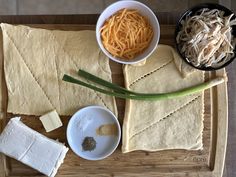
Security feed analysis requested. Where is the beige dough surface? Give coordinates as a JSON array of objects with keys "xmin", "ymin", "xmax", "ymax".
[
  {"xmin": 1, "ymin": 23, "xmax": 117, "ymax": 116},
  {"xmin": 122, "ymin": 44, "xmax": 204, "ymax": 153}
]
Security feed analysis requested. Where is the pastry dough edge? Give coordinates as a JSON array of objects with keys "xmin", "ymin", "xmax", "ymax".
[{"xmin": 122, "ymin": 65, "xmax": 131, "ymax": 153}]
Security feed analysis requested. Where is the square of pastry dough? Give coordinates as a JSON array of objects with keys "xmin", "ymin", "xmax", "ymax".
[
  {"xmin": 122, "ymin": 45, "xmax": 204, "ymax": 152},
  {"xmin": 1, "ymin": 23, "xmax": 117, "ymax": 116}
]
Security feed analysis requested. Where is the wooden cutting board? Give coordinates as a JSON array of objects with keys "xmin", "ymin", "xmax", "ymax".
[{"xmin": 0, "ymin": 24, "xmax": 228, "ymax": 177}]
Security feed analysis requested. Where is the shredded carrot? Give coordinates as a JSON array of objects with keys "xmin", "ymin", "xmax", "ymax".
[{"xmin": 100, "ymin": 8, "xmax": 154, "ymax": 60}]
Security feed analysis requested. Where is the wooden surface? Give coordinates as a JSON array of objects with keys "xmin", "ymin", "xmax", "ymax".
[{"xmin": 0, "ymin": 21, "xmax": 228, "ymax": 177}]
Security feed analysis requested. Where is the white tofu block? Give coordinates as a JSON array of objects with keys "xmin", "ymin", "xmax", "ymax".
[
  {"xmin": 0, "ymin": 117, "xmax": 68, "ymax": 177},
  {"xmin": 40, "ymin": 110, "xmax": 62, "ymax": 132}
]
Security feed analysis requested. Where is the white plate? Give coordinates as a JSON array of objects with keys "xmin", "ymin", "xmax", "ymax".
[{"xmin": 67, "ymin": 106, "xmax": 121, "ymax": 160}]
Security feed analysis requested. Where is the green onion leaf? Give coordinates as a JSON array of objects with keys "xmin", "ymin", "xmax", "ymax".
[
  {"xmin": 78, "ymin": 69, "xmax": 137, "ymax": 95},
  {"xmin": 62, "ymin": 71, "xmax": 224, "ymax": 101}
]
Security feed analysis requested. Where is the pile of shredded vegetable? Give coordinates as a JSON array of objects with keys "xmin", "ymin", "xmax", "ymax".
[
  {"xmin": 176, "ymin": 8, "xmax": 236, "ymax": 68},
  {"xmin": 100, "ymin": 8, "xmax": 153, "ymax": 60}
]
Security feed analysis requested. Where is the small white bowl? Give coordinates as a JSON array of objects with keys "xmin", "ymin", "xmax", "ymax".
[
  {"xmin": 96, "ymin": 0, "xmax": 160, "ymax": 64},
  {"xmin": 67, "ymin": 106, "xmax": 121, "ymax": 160}
]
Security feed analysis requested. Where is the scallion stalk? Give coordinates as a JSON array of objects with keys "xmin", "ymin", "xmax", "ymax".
[
  {"xmin": 62, "ymin": 73, "xmax": 224, "ymax": 101},
  {"xmin": 78, "ymin": 69, "xmax": 137, "ymax": 95},
  {"xmin": 78, "ymin": 69, "xmax": 155, "ymax": 96}
]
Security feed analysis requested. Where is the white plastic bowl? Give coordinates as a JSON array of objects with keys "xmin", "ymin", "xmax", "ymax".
[
  {"xmin": 67, "ymin": 106, "xmax": 121, "ymax": 160},
  {"xmin": 96, "ymin": 0, "xmax": 160, "ymax": 64}
]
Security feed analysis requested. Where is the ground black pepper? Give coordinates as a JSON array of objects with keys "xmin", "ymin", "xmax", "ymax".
[{"xmin": 82, "ymin": 136, "xmax": 96, "ymax": 151}]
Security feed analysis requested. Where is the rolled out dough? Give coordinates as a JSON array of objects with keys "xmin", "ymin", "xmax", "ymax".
[
  {"xmin": 122, "ymin": 45, "xmax": 204, "ymax": 152},
  {"xmin": 1, "ymin": 23, "xmax": 117, "ymax": 116}
]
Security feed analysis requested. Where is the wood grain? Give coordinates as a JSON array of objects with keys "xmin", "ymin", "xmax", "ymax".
[
  {"xmin": 0, "ymin": 24, "xmax": 228, "ymax": 177},
  {"xmin": 0, "ymin": 26, "xmax": 8, "ymax": 177},
  {"xmin": 211, "ymin": 69, "xmax": 228, "ymax": 177}
]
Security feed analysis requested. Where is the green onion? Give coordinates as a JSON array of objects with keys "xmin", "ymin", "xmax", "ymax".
[
  {"xmin": 78, "ymin": 69, "xmax": 148, "ymax": 96},
  {"xmin": 63, "ymin": 74, "xmax": 150, "ymax": 100},
  {"xmin": 62, "ymin": 71, "xmax": 224, "ymax": 101}
]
